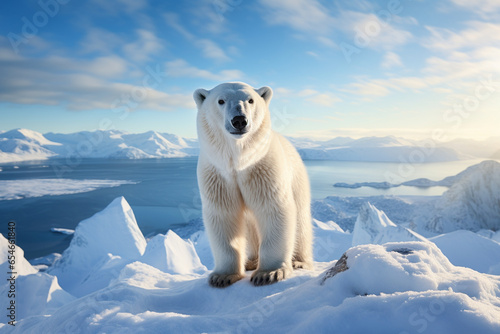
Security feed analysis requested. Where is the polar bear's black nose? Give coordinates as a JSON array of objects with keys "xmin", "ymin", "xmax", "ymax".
[{"xmin": 231, "ymin": 116, "xmax": 248, "ymax": 131}]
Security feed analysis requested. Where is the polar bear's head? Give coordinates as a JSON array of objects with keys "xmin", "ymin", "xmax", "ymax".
[{"xmin": 194, "ymin": 82, "xmax": 273, "ymax": 139}]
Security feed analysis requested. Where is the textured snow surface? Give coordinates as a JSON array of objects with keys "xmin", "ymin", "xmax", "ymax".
[{"xmin": 1, "ymin": 197, "xmax": 500, "ymax": 333}]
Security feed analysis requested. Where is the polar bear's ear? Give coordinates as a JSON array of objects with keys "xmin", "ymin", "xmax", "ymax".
[
  {"xmin": 256, "ymin": 86, "xmax": 273, "ymax": 105},
  {"xmin": 193, "ymin": 89, "xmax": 209, "ymax": 108}
]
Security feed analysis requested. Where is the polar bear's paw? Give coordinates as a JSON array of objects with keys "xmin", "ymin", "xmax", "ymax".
[
  {"xmin": 250, "ymin": 267, "xmax": 291, "ymax": 286},
  {"xmin": 209, "ymin": 272, "xmax": 244, "ymax": 288}
]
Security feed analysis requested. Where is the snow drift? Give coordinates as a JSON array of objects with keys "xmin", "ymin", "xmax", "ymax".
[{"xmin": 1, "ymin": 196, "xmax": 500, "ymax": 333}]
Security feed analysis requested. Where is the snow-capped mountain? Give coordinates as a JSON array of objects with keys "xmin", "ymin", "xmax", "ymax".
[
  {"xmin": 0, "ymin": 129, "xmax": 199, "ymax": 162},
  {"xmin": 426, "ymin": 160, "xmax": 500, "ymax": 232},
  {"xmin": 292, "ymin": 135, "xmax": 469, "ymax": 162},
  {"xmin": 0, "ymin": 129, "xmax": 61, "ymax": 163}
]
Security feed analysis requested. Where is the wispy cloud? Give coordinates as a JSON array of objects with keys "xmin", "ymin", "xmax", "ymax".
[
  {"xmin": 449, "ymin": 0, "xmax": 500, "ymax": 18},
  {"xmin": 423, "ymin": 21, "xmax": 500, "ymax": 52},
  {"xmin": 381, "ymin": 51, "xmax": 403, "ymax": 69},
  {"xmin": 336, "ymin": 10, "xmax": 413, "ymax": 51},
  {"xmin": 257, "ymin": 0, "xmax": 334, "ymax": 35},
  {"xmin": 257, "ymin": 0, "xmax": 337, "ymax": 48},
  {"xmin": 165, "ymin": 59, "xmax": 243, "ymax": 81},
  {"xmin": 0, "ymin": 40, "xmax": 193, "ymax": 111},
  {"xmin": 164, "ymin": 12, "xmax": 232, "ymax": 62}
]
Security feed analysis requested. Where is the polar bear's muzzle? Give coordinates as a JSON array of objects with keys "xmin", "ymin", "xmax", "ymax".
[
  {"xmin": 230, "ymin": 116, "xmax": 248, "ymax": 133},
  {"xmin": 226, "ymin": 114, "xmax": 249, "ymax": 137}
]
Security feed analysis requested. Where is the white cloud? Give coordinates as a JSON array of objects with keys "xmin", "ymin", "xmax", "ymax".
[
  {"xmin": 424, "ymin": 21, "xmax": 500, "ymax": 52},
  {"xmin": 298, "ymin": 89, "xmax": 318, "ymax": 97},
  {"xmin": 257, "ymin": 0, "xmax": 334, "ymax": 35},
  {"xmin": 80, "ymin": 28, "xmax": 123, "ymax": 55},
  {"xmin": 164, "ymin": 13, "xmax": 232, "ymax": 62},
  {"xmin": 381, "ymin": 51, "xmax": 403, "ymax": 69},
  {"xmin": 0, "ymin": 45, "xmax": 193, "ymax": 112},
  {"xmin": 450, "ymin": 0, "xmax": 500, "ymax": 18},
  {"xmin": 196, "ymin": 39, "xmax": 230, "ymax": 62},
  {"xmin": 123, "ymin": 29, "xmax": 163, "ymax": 62},
  {"xmin": 306, "ymin": 93, "xmax": 342, "ymax": 107},
  {"xmin": 337, "ymin": 11, "xmax": 413, "ymax": 51},
  {"xmin": 165, "ymin": 59, "xmax": 243, "ymax": 81},
  {"xmin": 342, "ymin": 80, "xmax": 392, "ymax": 97},
  {"xmin": 89, "ymin": 0, "xmax": 148, "ymax": 14}
]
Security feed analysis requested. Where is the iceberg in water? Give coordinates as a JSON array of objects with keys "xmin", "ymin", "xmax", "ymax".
[{"xmin": 352, "ymin": 202, "xmax": 427, "ymax": 246}]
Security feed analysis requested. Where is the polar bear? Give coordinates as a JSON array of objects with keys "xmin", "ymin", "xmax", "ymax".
[{"xmin": 194, "ymin": 82, "xmax": 313, "ymax": 287}]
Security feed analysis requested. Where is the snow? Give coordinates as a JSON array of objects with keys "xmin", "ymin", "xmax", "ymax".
[
  {"xmin": 141, "ymin": 231, "xmax": 206, "ymax": 275},
  {"xmin": 431, "ymin": 230, "xmax": 500, "ymax": 275},
  {"xmin": 1, "ymin": 195, "xmax": 499, "ymax": 333},
  {"xmin": 0, "ymin": 178, "xmax": 137, "ymax": 200},
  {"xmin": 50, "ymin": 228, "xmax": 75, "ymax": 235},
  {"xmin": 0, "ymin": 129, "xmax": 199, "ymax": 162}
]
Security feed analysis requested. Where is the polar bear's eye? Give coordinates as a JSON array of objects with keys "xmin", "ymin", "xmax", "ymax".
[
  {"xmin": 248, "ymin": 99, "xmax": 254, "ymax": 104},
  {"xmin": 218, "ymin": 99, "xmax": 225, "ymax": 105}
]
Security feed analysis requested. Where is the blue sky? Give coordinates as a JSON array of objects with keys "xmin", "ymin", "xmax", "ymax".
[{"xmin": 1, "ymin": 0, "xmax": 499, "ymax": 140}]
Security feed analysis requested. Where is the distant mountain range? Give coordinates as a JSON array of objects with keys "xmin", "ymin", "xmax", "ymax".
[
  {"xmin": 0, "ymin": 129, "xmax": 199, "ymax": 163},
  {"xmin": 289, "ymin": 135, "xmax": 500, "ymax": 162},
  {"xmin": 1, "ymin": 128, "xmax": 499, "ymax": 163}
]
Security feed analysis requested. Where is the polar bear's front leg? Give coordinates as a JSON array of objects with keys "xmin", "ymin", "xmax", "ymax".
[
  {"xmin": 204, "ymin": 209, "xmax": 246, "ymax": 288},
  {"xmin": 199, "ymin": 164, "xmax": 246, "ymax": 288},
  {"xmin": 249, "ymin": 199, "xmax": 296, "ymax": 286}
]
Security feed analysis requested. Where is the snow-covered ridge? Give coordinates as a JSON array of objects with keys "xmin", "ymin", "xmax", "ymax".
[
  {"xmin": 290, "ymin": 135, "xmax": 500, "ymax": 162},
  {"xmin": 2, "ymin": 129, "xmax": 500, "ymax": 163},
  {"xmin": 0, "ymin": 129, "xmax": 199, "ymax": 163}
]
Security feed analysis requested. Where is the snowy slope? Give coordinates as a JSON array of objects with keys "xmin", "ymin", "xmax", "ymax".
[
  {"xmin": 45, "ymin": 130, "xmax": 199, "ymax": 159},
  {"xmin": 426, "ymin": 160, "xmax": 500, "ymax": 232},
  {"xmin": 0, "ymin": 129, "xmax": 199, "ymax": 163},
  {"xmin": 1, "ymin": 197, "xmax": 500, "ymax": 333},
  {"xmin": 0, "ymin": 129, "xmax": 60, "ymax": 163},
  {"xmin": 295, "ymin": 135, "xmax": 466, "ymax": 162},
  {"xmin": 431, "ymin": 230, "xmax": 500, "ymax": 274}
]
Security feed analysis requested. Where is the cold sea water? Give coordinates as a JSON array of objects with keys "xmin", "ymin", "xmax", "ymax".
[{"xmin": 0, "ymin": 158, "xmax": 483, "ymax": 259}]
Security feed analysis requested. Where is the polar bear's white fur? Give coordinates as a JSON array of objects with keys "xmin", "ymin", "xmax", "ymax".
[{"xmin": 194, "ymin": 82, "xmax": 313, "ymax": 287}]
